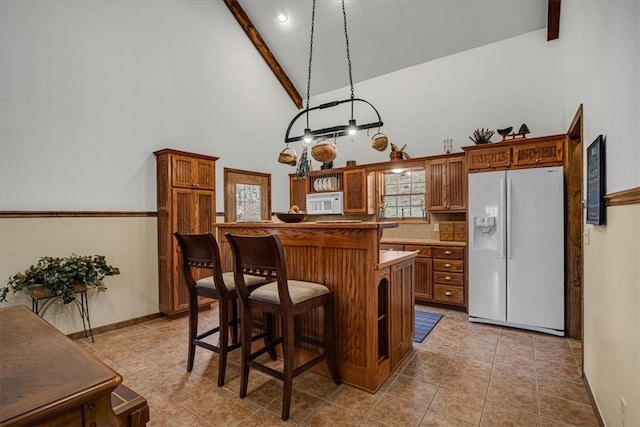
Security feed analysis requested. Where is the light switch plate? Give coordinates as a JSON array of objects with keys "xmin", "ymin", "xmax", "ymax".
[{"xmin": 434, "ymin": 223, "xmax": 440, "ymax": 231}]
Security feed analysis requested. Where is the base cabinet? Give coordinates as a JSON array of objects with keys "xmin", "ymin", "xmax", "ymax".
[{"xmin": 382, "ymin": 243, "xmax": 466, "ymax": 310}]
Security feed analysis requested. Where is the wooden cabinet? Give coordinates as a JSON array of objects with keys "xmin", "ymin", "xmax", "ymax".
[
  {"xmin": 426, "ymin": 153, "xmax": 466, "ymax": 211},
  {"xmin": 439, "ymin": 221, "xmax": 467, "ymax": 241},
  {"xmin": 383, "ymin": 242, "xmax": 466, "ymax": 309},
  {"xmin": 155, "ymin": 149, "xmax": 218, "ymax": 317},
  {"xmin": 289, "ymin": 175, "xmax": 308, "ymax": 209},
  {"xmin": 344, "ymin": 168, "xmax": 372, "ymax": 213},
  {"xmin": 432, "ymin": 247, "xmax": 465, "ymax": 306},
  {"xmin": 291, "ymin": 167, "xmax": 373, "ymax": 214},
  {"xmin": 403, "ymin": 245, "xmax": 432, "ymax": 301},
  {"xmin": 389, "ymin": 259, "xmax": 415, "ymax": 367},
  {"xmin": 464, "ymin": 134, "xmax": 565, "ymax": 173}
]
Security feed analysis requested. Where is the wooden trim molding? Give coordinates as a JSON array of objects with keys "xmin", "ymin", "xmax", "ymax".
[
  {"xmin": 224, "ymin": 0, "xmax": 303, "ymax": 109},
  {"xmin": 547, "ymin": 0, "xmax": 561, "ymax": 41},
  {"xmin": 0, "ymin": 211, "xmax": 157, "ymax": 218},
  {"xmin": 604, "ymin": 187, "xmax": 640, "ymax": 206}
]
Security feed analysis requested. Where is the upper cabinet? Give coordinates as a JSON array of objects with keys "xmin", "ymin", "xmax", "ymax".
[
  {"xmin": 426, "ymin": 153, "xmax": 466, "ymax": 212},
  {"xmin": 465, "ymin": 134, "xmax": 565, "ymax": 173},
  {"xmin": 344, "ymin": 168, "xmax": 373, "ymax": 214},
  {"xmin": 289, "ymin": 176, "xmax": 307, "ymax": 209},
  {"xmin": 171, "ymin": 154, "xmax": 216, "ymax": 190},
  {"xmin": 290, "ymin": 166, "xmax": 373, "ymax": 214}
]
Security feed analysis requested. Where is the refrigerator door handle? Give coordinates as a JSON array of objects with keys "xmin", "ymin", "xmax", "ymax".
[
  {"xmin": 507, "ymin": 177, "xmax": 513, "ymax": 259},
  {"xmin": 500, "ymin": 176, "xmax": 506, "ymax": 259}
]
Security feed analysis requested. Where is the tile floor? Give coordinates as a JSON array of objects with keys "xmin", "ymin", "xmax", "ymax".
[{"xmin": 78, "ymin": 305, "xmax": 599, "ymax": 426}]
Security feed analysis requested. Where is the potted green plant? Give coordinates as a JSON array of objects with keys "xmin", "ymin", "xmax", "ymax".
[{"xmin": 0, "ymin": 254, "xmax": 120, "ymax": 304}]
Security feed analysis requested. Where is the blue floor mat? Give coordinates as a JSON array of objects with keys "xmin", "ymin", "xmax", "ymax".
[{"xmin": 414, "ymin": 311, "xmax": 443, "ymax": 343}]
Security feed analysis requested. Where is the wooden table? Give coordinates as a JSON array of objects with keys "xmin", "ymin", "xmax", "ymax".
[
  {"xmin": 217, "ymin": 221, "xmax": 417, "ymax": 392},
  {"xmin": 0, "ymin": 305, "xmax": 123, "ymax": 426}
]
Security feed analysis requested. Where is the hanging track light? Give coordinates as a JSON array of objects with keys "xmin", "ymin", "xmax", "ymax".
[
  {"xmin": 285, "ymin": 98, "xmax": 383, "ymax": 143},
  {"xmin": 283, "ymin": 0, "xmax": 383, "ymax": 145}
]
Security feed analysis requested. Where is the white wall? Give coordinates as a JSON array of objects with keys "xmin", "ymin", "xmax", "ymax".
[
  {"xmin": 295, "ymin": 29, "xmax": 567, "ymax": 172},
  {"xmin": 0, "ymin": 0, "xmax": 298, "ymax": 212},
  {"xmin": 558, "ymin": 2, "xmax": 640, "ymax": 426}
]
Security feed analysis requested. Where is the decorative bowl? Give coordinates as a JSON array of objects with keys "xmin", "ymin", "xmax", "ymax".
[{"xmin": 275, "ymin": 212, "xmax": 307, "ymax": 223}]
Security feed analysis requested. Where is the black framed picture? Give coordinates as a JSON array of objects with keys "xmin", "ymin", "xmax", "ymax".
[{"xmin": 586, "ymin": 135, "xmax": 605, "ymax": 225}]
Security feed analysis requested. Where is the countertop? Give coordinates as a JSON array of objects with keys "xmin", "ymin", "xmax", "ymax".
[
  {"xmin": 376, "ymin": 249, "xmax": 418, "ymax": 269},
  {"xmin": 380, "ymin": 237, "xmax": 467, "ymax": 247},
  {"xmin": 218, "ymin": 221, "xmax": 399, "ymax": 230}
]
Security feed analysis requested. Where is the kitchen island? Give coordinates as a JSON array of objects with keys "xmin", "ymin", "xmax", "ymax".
[{"xmin": 216, "ymin": 221, "xmax": 417, "ymax": 392}]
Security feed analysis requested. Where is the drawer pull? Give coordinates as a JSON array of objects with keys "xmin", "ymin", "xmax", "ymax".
[
  {"xmin": 444, "ymin": 250, "xmax": 452, "ymax": 255},
  {"xmin": 444, "ymin": 263, "xmax": 451, "ymax": 268},
  {"xmin": 445, "ymin": 291, "xmax": 453, "ymax": 296},
  {"xmin": 445, "ymin": 276, "xmax": 452, "ymax": 281}
]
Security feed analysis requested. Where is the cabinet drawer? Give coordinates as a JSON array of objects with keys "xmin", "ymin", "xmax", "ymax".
[
  {"xmin": 404, "ymin": 245, "xmax": 432, "ymax": 258},
  {"xmin": 466, "ymin": 145, "xmax": 511, "ymax": 172},
  {"xmin": 433, "ymin": 259, "xmax": 463, "ymax": 272},
  {"xmin": 433, "ymin": 285, "xmax": 464, "ymax": 305},
  {"xmin": 453, "ymin": 222, "xmax": 467, "ymax": 241},
  {"xmin": 512, "ymin": 140, "xmax": 563, "ymax": 167},
  {"xmin": 432, "ymin": 247, "xmax": 464, "ymax": 259},
  {"xmin": 433, "ymin": 271, "xmax": 463, "ymax": 286},
  {"xmin": 439, "ymin": 222, "xmax": 454, "ymax": 241}
]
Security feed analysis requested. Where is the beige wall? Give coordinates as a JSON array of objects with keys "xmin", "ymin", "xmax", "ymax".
[
  {"xmin": 583, "ymin": 204, "xmax": 640, "ymax": 426},
  {"xmin": 0, "ymin": 217, "xmax": 158, "ymax": 335}
]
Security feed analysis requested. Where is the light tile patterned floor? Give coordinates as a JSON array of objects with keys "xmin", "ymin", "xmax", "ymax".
[{"xmin": 78, "ymin": 305, "xmax": 599, "ymax": 426}]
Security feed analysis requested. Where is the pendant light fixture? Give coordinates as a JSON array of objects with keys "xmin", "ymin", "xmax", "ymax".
[{"xmin": 284, "ymin": 0, "xmax": 383, "ymax": 144}]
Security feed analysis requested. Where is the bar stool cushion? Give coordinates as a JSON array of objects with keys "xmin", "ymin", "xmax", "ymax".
[
  {"xmin": 197, "ymin": 273, "xmax": 266, "ymax": 291},
  {"xmin": 249, "ymin": 280, "xmax": 329, "ymax": 304}
]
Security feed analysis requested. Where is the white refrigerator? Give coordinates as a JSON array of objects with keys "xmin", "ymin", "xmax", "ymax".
[{"xmin": 468, "ymin": 166, "xmax": 565, "ymax": 336}]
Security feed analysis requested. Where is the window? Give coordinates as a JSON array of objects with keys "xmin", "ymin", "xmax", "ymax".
[
  {"xmin": 224, "ymin": 168, "xmax": 271, "ymax": 222},
  {"xmin": 381, "ymin": 169, "xmax": 425, "ymax": 219},
  {"xmin": 235, "ymin": 183, "xmax": 262, "ymax": 221}
]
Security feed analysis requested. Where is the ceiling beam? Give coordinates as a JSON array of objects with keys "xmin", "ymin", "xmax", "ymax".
[
  {"xmin": 224, "ymin": 0, "xmax": 303, "ymax": 109},
  {"xmin": 547, "ymin": 0, "xmax": 561, "ymax": 41}
]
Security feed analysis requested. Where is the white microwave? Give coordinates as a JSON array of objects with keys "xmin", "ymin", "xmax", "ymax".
[{"xmin": 306, "ymin": 192, "xmax": 344, "ymax": 215}]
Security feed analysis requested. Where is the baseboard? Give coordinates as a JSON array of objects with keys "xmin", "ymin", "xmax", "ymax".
[
  {"xmin": 583, "ymin": 370, "xmax": 605, "ymax": 427},
  {"xmin": 68, "ymin": 313, "xmax": 162, "ymax": 340}
]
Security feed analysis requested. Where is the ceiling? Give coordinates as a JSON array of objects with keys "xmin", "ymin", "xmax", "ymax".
[{"xmin": 238, "ymin": 0, "xmax": 549, "ymax": 99}]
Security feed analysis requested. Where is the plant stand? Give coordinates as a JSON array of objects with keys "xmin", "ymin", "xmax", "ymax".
[{"xmin": 29, "ymin": 283, "xmax": 94, "ymax": 342}]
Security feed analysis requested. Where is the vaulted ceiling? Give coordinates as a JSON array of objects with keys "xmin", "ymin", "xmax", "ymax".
[{"xmin": 228, "ymin": 0, "xmax": 553, "ymax": 107}]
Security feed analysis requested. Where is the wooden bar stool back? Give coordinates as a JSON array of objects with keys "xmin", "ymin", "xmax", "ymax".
[
  {"xmin": 173, "ymin": 232, "xmax": 267, "ymax": 386},
  {"xmin": 225, "ymin": 232, "xmax": 340, "ymax": 421}
]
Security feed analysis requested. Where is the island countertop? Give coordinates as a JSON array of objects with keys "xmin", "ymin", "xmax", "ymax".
[{"xmin": 218, "ymin": 220, "xmax": 398, "ymax": 229}]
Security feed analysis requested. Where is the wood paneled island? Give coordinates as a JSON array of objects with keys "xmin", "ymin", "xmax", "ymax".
[{"xmin": 216, "ymin": 221, "xmax": 417, "ymax": 392}]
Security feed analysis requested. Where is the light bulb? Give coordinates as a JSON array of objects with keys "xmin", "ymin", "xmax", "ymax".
[
  {"xmin": 303, "ymin": 128, "xmax": 313, "ymax": 143},
  {"xmin": 347, "ymin": 119, "xmax": 357, "ymax": 135},
  {"xmin": 277, "ymin": 12, "xmax": 288, "ymax": 23}
]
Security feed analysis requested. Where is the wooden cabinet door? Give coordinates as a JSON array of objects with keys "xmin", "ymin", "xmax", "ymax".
[
  {"xmin": 289, "ymin": 175, "xmax": 308, "ymax": 210},
  {"xmin": 389, "ymin": 259, "xmax": 414, "ymax": 369},
  {"xmin": 404, "ymin": 245, "xmax": 432, "ymax": 302},
  {"xmin": 512, "ymin": 139, "xmax": 564, "ymax": 168},
  {"xmin": 427, "ymin": 155, "xmax": 466, "ymax": 211},
  {"xmin": 426, "ymin": 159, "xmax": 446, "ymax": 211},
  {"xmin": 344, "ymin": 168, "xmax": 368, "ymax": 213},
  {"xmin": 172, "ymin": 156, "xmax": 216, "ymax": 190},
  {"xmin": 466, "ymin": 145, "xmax": 512, "ymax": 172},
  {"xmin": 447, "ymin": 156, "xmax": 467, "ymax": 210}
]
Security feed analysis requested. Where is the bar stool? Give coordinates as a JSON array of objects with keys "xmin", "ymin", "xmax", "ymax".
[
  {"xmin": 174, "ymin": 232, "xmax": 269, "ymax": 386},
  {"xmin": 225, "ymin": 232, "xmax": 340, "ymax": 421}
]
